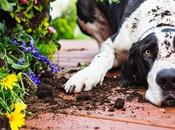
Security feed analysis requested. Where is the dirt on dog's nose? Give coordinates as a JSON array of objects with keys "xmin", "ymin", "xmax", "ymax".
[
  {"xmin": 156, "ymin": 68, "xmax": 175, "ymax": 90},
  {"xmin": 162, "ymin": 95, "xmax": 175, "ymax": 106}
]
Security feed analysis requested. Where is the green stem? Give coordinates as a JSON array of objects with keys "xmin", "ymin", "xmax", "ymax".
[
  {"xmin": 2, "ymin": 47, "xmax": 6, "ymax": 59},
  {"xmin": 1, "ymin": 86, "xmax": 5, "ymax": 101},
  {"xmin": 0, "ymin": 97, "xmax": 11, "ymax": 113},
  {"xmin": 11, "ymin": 90, "xmax": 23, "ymax": 103}
]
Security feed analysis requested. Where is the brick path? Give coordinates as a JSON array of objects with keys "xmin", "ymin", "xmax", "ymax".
[{"xmin": 55, "ymin": 39, "xmax": 99, "ymax": 69}]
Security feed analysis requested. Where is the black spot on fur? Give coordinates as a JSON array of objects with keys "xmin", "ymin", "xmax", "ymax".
[
  {"xmin": 161, "ymin": 28, "xmax": 175, "ymax": 33},
  {"xmin": 173, "ymin": 36, "xmax": 175, "ymax": 49},
  {"xmin": 156, "ymin": 23, "xmax": 174, "ymax": 28},
  {"xmin": 76, "ymin": 0, "xmax": 96, "ymax": 23}
]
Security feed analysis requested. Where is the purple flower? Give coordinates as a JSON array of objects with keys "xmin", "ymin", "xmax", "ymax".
[
  {"xmin": 31, "ymin": 49, "xmax": 40, "ymax": 56},
  {"xmin": 26, "ymin": 71, "xmax": 41, "ymax": 85},
  {"xmin": 51, "ymin": 65, "xmax": 60, "ymax": 73},
  {"xmin": 49, "ymin": 61, "xmax": 60, "ymax": 73},
  {"xmin": 9, "ymin": 36, "xmax": 60, "ymax": 74},
  {"xmin": 17, "ymin": 58, "xmax": 25, "ymax": 65},
  {"xmin": 9, "ymin": 36, "xmax": 60, "ymax": 86},
  {"xmin": 24, "ymin": 47, "xmax": 32, "ymax": 53},
  {"xmin": 10, "ymin": 38, "xmax": 19, "ymax": 45}
]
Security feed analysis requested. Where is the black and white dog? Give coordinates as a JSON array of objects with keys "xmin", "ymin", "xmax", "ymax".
[{"xmin": 64, "ymin": 0, "xmax": 175, "ymax": 106}]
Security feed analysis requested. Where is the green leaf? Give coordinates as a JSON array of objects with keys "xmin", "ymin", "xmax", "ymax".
[
  {"xmin": 0, "ymin": 0, "xmax": 10, "ymax": 11},
  {"xmin": 34, "ymin": 4, "xmax": 43, "ymax": 12},
  {"xmin": 11, "ymin": 63, "xmax": 30, "ymax": 70},
  {"xmin": 6, "ymin": 56, "xmax": 14, "ymax": 64},
  {"xmin": 0, "ymin": 22, "xmax": 6, "ymax": 34},
  {"xmin": 21, "ymin": 73, "xmax": 37, "ymax": 94},
  {"xmin": 27, "ymin": 28, "xmax": 32, "ymax": 33},
  {"xmin": 15, "ymin": 16, "xmax": 21, "ymax": 23},
  {"xmin": 24, "ymin": 10, "xmax": 33, "ymax": 19},
  {"xmin": 15, "ymin": 3, "xmax": 22, "ymax": 13},
  {"xmin": 41, "ymin": 17, "xmax": 49, "ymax": 27}
]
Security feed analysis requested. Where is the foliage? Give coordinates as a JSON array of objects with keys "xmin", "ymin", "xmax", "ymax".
[
  {"xmin": 0, "ymin": 69, "xmax": 25, "ymax": 113},
  {"xmin": 0, "ymin": 68, "xmax": 26, "ymax": 130},
  {"xmin": 0, "ymin": 0, "xmax": 60, "ymax": 59},
  {"xmin": 51, "ymin": 0, "xmax": 77, "ymax": 40},
  {"xmin": 0, "ymin": 0, "xmax": 59, "ymax": 82},
  {"xmin": 52, "ymin": 18, "xmax": 75, "ymax": 40},
  {"xmin": 9, "ymin": 0, "xmax": 60, "ymax": 58},
  {"xmin": 0, "ymin": 0, "xmax": 15, "ymax": 12}
]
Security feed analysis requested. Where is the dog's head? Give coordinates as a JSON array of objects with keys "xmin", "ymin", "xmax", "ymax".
[{"xmin": 122, "ymin": 26, "xmax": 175, "ymax": 106}]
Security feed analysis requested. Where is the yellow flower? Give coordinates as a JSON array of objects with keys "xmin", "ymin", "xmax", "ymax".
[
  {"xmin": 1, "ymin": 74, "xmax": 18, "ymax": 91},
  {"xmin": 6, "ymin": 102, "xmax": 27, "ymax": 130}
]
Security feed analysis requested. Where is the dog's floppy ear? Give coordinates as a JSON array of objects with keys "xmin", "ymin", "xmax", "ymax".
[
  {"xmin": 121, "ymin": 41, "xmax": 147, "ymax": 87},
  {"xmin": 121, "ymin": 42, "xmax": 138, "ymax": 87}
]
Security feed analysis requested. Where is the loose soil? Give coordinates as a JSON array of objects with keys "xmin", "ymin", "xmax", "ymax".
[
  {"xmin": 0, "ymin": 115, "xmax": 11, "ymax": 130},
  {"xmin": 26, "ymin": 71, "xmax": 148, "ymax": 116}
]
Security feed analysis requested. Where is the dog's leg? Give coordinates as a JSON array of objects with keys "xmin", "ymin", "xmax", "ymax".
[
  {"xmin": 64, "ymin": 15, "xmax": 134, "ymax": 93},
  {"xmin": 64, "ymin": 38, "xmax": 115, "ymax": 93}
]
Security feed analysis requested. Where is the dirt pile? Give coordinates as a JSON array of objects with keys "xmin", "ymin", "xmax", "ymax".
[{"xmin": 27, "ymin": 73, "xmax": 148, "ymax": 115}]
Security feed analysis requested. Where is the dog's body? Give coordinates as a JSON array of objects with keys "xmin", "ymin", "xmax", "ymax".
[
  {"xmin": 64, "ymin": 0, "xmax": 175, "ymax": 106},
  {"xmin": 76, "ymin": 0, "xmax": 128, "ymax": 43}
]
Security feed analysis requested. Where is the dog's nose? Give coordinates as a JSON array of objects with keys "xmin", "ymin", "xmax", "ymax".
[
  {"xmin": 156, "ymin": 69, "xmax": 175, "ymax": 90},
  {"xmin": 162, "ymin": 95, "xmax": 175, "ymax": 106}
]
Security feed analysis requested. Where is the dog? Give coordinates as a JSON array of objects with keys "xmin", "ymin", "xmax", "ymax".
[{"xmin": 64, "ymin": 0, "xmax": 175, "ymax": 106}]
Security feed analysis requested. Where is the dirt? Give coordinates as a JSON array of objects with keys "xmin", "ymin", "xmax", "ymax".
[
  {"xmin": 113, "ymin": 98, "xmax": 125, "ymax": 109},
  {"xmin": 0, "ymin": 115, "xmax": 11, "ymax": 130},
  {"xmin": 64, "ymin": 48, "xmax": 87, "ymax": 52},
  {"xmin": 26, "ymin": 71, "xmax": 148, "ymax": 116}
]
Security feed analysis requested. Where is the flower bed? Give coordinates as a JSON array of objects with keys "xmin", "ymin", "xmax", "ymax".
[{"xmin": 0, "ymin": 0, "xmax": 59, "ymax": 129}]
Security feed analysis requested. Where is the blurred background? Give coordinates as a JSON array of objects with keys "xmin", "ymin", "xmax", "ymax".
[
  {"xmin": 50, "ymin": 0, "xmax": 89, "ymax": 40},
  {"xmin": 49, "ymin": 0, "xmax": 98, "ymax": 70}
]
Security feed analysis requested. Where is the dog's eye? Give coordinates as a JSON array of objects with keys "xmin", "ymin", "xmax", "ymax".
[{"xmin": 144, "ymin": 49, "xmax": 152, "ymax": 57}]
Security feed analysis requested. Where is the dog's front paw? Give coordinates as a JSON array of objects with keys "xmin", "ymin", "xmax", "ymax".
[{"xmin": 63, "ymin": 67, "xmax": 104, "ymax": 93}]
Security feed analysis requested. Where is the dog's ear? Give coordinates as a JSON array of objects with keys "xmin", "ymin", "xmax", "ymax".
[
  {"xmin": 122, "ymin": 33, "xmax": 158, "ymax": 87},
  {"xmin": 121, "ymin": 42, "xmax": 138, "ymax": 87},
  {"xmin": 122, "ymin": 41, "xmax": 149, "ymax": 87}
]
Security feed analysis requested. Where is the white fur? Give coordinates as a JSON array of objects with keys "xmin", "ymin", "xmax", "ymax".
[
  {"xmin": 146, "ymin": 32, "xmax": 175, "ymax": 105},
  {"xmin": 64, "ymin": 39, "xmax": 115, "ymax": 93},
  {"xmin": 64, "ymin": 0, "xmax": 175, "ymax": 105}
]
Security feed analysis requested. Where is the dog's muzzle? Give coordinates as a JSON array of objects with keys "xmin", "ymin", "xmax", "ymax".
[{"xmin": 156, "ymin": 69, "xmax": 175, "ymax": 105}]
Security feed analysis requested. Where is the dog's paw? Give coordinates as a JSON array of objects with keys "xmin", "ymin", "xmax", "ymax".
[{"xmin": 63, "ymin": 67, "xmax": 104, "ymax": 93}]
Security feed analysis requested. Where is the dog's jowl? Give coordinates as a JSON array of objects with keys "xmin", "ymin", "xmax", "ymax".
[{"xmin": 64, "ymin": 0, "xmax": 175, "ymax": 106}]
